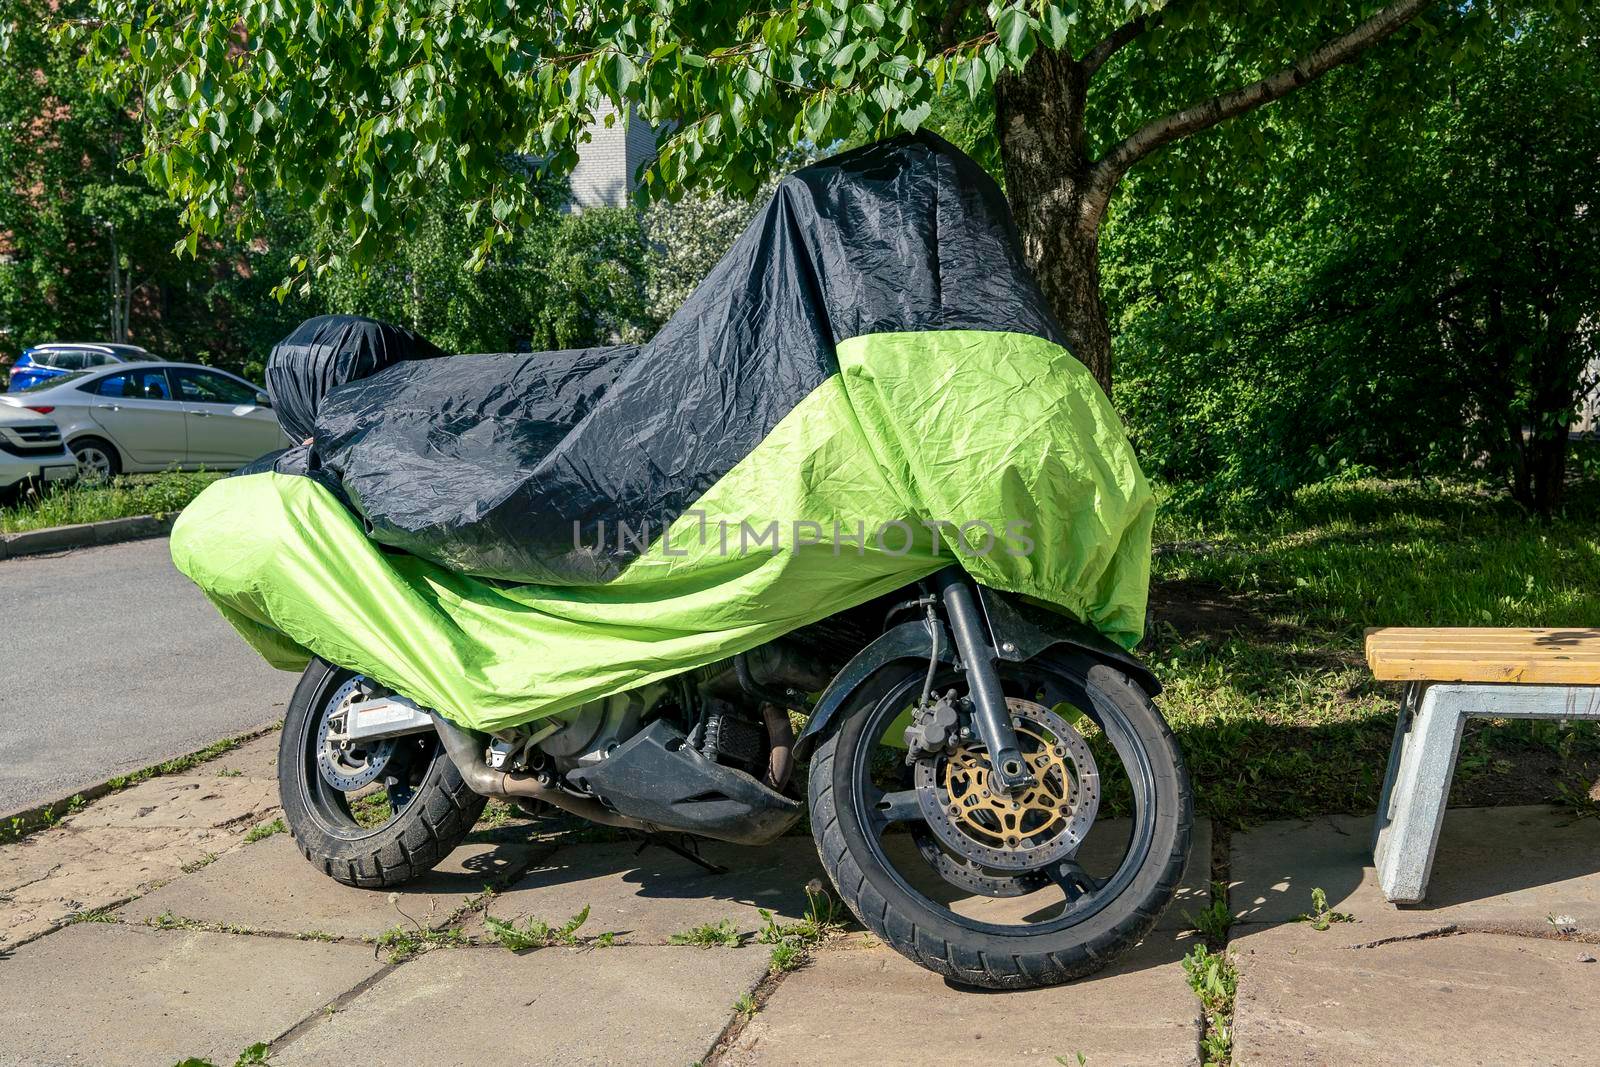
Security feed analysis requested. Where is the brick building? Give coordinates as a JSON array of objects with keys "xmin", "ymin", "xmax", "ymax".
[{"xmin": 567, "ymin": 102, "xmax": 659, "ymax": 211}]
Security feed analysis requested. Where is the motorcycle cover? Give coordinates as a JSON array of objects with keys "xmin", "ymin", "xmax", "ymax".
[{"xmin": 171, "ymin": 132, "xmax": 1155, "ymax": 733}]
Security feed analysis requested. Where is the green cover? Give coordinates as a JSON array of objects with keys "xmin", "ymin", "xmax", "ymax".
[{"xmin": 173, "ymin": 329, "xmax": 1152, "ymax": 732}]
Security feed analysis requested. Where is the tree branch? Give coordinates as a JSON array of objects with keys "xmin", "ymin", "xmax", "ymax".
[
  {"xmin": 1082, "ymin": 15, "xmax": 1149, "ymax": 76},
  {"xmin": 1082, "ymin": 0, "xmax": 1433, "ymax": 222}
]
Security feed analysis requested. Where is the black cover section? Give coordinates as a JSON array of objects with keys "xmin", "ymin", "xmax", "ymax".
[
  {"xmin": 266, "ymin": 315, "xmax": 447, "ymax": 441},
  {"xmin": 296, "ymin": 132, "xmax": 1064, "ymax": 583},
  {"xmin": 566, "ymin": 720, "xmax": 803, "ymax": 845}
]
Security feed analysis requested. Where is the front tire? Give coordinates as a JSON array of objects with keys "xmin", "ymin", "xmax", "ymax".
[
  {"xmin": 279, "ymin": 659, "xmax": 485, "ymax": 888},
  {"xmin": 809, "ymin": 654, "xmax": 1191, "ymax": 989}
]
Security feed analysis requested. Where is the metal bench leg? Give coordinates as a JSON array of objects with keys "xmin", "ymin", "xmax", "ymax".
[{"xmin": 1372, "ymin": 683, "xmax": 1467, "ymax": 903}]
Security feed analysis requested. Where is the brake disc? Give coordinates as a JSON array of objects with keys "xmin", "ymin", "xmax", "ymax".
[
  {"xmin": 315, "ymin": 677, "xmax": 398, "ymax": 791},
  {"xmin": 910, "ymin": 829, "xmax": 1050, "ymax": 897},
  {"xmin": 913, "ymin": 697, "xmax": 1100, "ymax": 873}
]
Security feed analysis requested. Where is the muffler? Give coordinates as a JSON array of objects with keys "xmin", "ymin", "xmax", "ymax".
[{"xmin": 427, "ymin": 711, "xmax": 655, "ymax": 833}]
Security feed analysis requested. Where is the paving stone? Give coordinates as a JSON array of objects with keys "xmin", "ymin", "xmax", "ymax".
[
  {"xmin": 473, "ymin": 836, "xmax": 829, "ymax": 944},
  {"xmin": 723, "ymin": 931, "xmax": 1202, "ymax": 1067},
  {"xmin": 119, "ymin": 833, "xmax": 547, "ymax": 939},
  {"xmin": 0, "ymin": 922, "xmax": 383, "ymax": 1067},
  {"xmin": 1231, "ymin": 921, "xmax": 1600, "ymax": 1065},
  {"xmin": 67, "ymin": 775, "xmax": 279, "ymax": 831},
  {"xmin": 175, "ymin": 731, "xmax": 283, "ymax": 782},
  {"xmin": 1231, "ymin": 806, "xmax": 1600, "ymax": 936},
  {"xmin": 274, "ymin": 944, "xmax": 768, "ymax": 1066},
  {"xmin": 0, "ymin": 823, "xmax": 259, "ymax": 950}
]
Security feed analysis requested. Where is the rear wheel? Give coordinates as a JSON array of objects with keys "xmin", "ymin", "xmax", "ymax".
[
  {"xmin": 69, "ymin": 436, "xmax": 120, "ymax": 480},
  {"xmin": 278, "ymin": 659, "xmax": 484, "ymax": 887},
  {"xmin": 809, "ymin": 652, "xmax": 1191, "ymax": 989}
]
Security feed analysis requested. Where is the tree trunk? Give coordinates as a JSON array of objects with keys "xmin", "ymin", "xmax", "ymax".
[{"xmin": 994, "ymin": 51, "xmax": 1114, "ymax": 394}]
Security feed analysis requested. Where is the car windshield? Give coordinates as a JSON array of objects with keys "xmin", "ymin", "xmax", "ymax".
[
  {"xmin": 17, "ymin": 371, "xmax": 91, "ymax": 392},
  {"xmin": 119, "ymin": 352, "xmax": 158, "ymax": 362}
]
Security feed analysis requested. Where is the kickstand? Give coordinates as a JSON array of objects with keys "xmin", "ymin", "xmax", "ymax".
[{"xmin": 634, "ymin": 832, "xmax": 727, "ymax": 875}]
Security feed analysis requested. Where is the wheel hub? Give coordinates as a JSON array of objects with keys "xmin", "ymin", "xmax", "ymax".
[
  {"xmin": 914, "ymin": 697, "xmax": 1099, "ymax": 871},
  {"xmin": 315, "ymin": 677, "xmax": 397, "ymax": 791}
]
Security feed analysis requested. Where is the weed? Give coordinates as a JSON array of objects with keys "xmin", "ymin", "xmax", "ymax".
[
  {"xmin": 374, "ymin": 925, "xmax": 467, "ymax": 963},
  {"xmin": 1183, "ymin": 944, "xmax": 1237, "ymax": 1067},
  {"xmin": 1548, "ymin": 913, "xmax": 1578, "ymax": 935},
  {"xmin": 295, "ymin": 931, "xmax": 339, "ymax": 943},
  {"xmin": 767, "ymin": 941, "xmax": 805, "ymax": 973},
  {"xmin": 1293, "ymin": 887, "xmax": 1354, "ymax": 931},
  {"xmin": 348, "ymin": 791, "xmax": 393, "ymax": 829},
  {"xmin": 669, "ymin": 919, "xmax": 742, "ymax": 948},
  {"xmin": 243, "ymin": 818, "xmax": 286, "ymax": 844},
  {"xmin": 483, "ymin": 905, "xmax": 591, "ymax": 951},
  {"xmin": 216, "ymin": 768, "xmax": 243, "ymax": 778},
  {"xmin": 478, "ymin": 799, "xmax": 517, "ymax": 829},
  {"xmin": 1055, "ymin": 1056, "xmax": 1088, "ymax": 1067},
  {"xmin": 1555, "ymin": 780, "xmax": 1600, "ymax": 820},
  {"xmin": 145, "ymin": 911, "xmax": 203, "ymax": 931},
  {"xmin": 755, "ymin": 882, "xmax": 844, "ymax": 973},
  {"xmin": 1184, "ymin": 884, "xmax": 1236, "ymax": 942},
  {"xmin": 67, "ymin": 906, "xmax": 119, "ymax": 925},
  {"xmin": 595, "ymin": 930, "xmax": 617, "ymax": 947},
  {"xmin": 172, "ymin": 1042, "xmax": 271, "ymax": 1067},
  {"xmin": 181, "ymin": 853, "xmax": 219, "ymax": 874},
  {"xmin": 734, "ymin": 992, "xmax": 759, "ymax": 1019}
]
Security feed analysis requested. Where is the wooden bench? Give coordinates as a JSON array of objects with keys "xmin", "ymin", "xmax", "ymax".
[{"xmin": 1366, "ymin": 627, "xmax": 1600, "ymax": 903}]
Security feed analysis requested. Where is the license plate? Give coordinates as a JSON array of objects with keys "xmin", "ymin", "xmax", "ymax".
[{"xmin": 41, "ymin": 464, "xmax": 77, "ymax": 482}]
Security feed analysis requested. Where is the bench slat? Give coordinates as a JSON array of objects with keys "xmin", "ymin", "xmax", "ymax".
[{"xmin": 1366, "ymin": 627, "xmax": 1600, "ymax": 684}]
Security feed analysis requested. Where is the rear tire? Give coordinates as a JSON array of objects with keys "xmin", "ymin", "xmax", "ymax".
[
  {"xmin": 69, "ymin": 436, "xmax": 121, "ymax": 479},
  {"xmin": 278, "ymin": 659, "xmax": 485, "ymax": 888},
  {"xmin": 809, "ymin": 655, "xmax": 1191, "ymax": 989}
]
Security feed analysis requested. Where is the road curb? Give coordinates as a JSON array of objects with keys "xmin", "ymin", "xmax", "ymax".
[
  {"xmin": 0, "ymin": 512, "xmax": 177, "ymax": 560},
  {"xmin": 0, "ymin": 722, "xmax": 280, "ymax": 839}
]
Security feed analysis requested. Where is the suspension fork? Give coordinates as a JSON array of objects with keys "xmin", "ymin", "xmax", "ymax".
[{"xmin": 930, "ymin": 567, "xmax": 1035, "ymax": 794}]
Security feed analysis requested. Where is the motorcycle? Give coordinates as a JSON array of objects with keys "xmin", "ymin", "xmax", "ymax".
[{"xmin": 277, "ymin": 564, "xmax": 1190, "ymax": 990}]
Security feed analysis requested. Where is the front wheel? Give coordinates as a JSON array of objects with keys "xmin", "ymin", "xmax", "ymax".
[
  {"xmin": 279, "ymin": 659, "xmax": 485, "ymax": 887},
  {"xmin": 809, "ymin": 653, "xmax": 1191, "ymax": 989}
]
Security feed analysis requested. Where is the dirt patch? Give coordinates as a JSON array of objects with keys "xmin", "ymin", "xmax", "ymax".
[{"xmin": 1148, "ymin": 577, "xmax": 1281, "ymax": 641}]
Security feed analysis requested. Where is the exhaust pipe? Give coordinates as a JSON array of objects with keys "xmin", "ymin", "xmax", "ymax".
[{"xmin": 427, "ymin": 711, "xmax": 655, "ymax": 833}]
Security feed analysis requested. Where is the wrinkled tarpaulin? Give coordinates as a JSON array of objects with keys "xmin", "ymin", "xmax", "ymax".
[{"xmin": 172, "ymin": 132, "xmax": 1155, "ymax": 732}]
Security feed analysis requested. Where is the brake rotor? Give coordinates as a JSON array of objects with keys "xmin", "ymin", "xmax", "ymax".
[
  {"xmin": 315, "ymin": 677, "xmax": 397, "ymax": 791},
  {"xmin": 914, "ymin": 697, "xmax": 1099, "ymax": 872}
]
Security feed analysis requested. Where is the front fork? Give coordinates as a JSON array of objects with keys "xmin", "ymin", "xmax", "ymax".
[{"xmin": 929, "ymin": 567, "xmax": 1036, "ymax": 794}]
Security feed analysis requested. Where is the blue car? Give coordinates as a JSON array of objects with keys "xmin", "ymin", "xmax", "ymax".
[{"xmin": 7, "ymin": 343, "xmax": 156, "ymax": 392}]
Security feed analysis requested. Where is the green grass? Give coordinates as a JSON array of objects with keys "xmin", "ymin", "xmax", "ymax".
[
  {"xmin": 0, "ymin": 470, "xmax": 220, "ymax": 533},
  {"xmin": 1149, "ymin": 475, "xmax": 1600, "ymax": 825}
]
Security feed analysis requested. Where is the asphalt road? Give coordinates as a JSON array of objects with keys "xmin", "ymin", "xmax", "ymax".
[{"xmin": 0, "ymin": 537, "xmax": 292, "ymax": 818}]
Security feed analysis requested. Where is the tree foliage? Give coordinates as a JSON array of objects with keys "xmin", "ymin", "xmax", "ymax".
[
  {"xmin": 321, "ymin": 190, "xmax": 654, "ymax": 353},
  {"xmin": 77, "ymin": 1, "xmax": 1485, "ymax": 300},
  {"xmin": 1111, "ymin": 7, "xmax": 1600, "ymax": 516}
]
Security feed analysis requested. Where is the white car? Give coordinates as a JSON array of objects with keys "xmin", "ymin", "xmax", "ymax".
[
  {"xmin": 0, "ymin": 404, "xmax": 79, "ymax": 498},
  {"xmin": 0, "ymin": 362, "xmax": 292, "ymax": 477}
]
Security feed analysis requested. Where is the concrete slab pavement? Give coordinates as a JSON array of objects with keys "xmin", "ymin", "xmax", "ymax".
[
  {"xmin": 1230, "ymin": 806, "xmax": 1600, "ymax": 936},
  {"xmin": 273, "ymin": 945, "xmax": 771, "ymax": 1067},
  {"xmin": 0, "ymin": 922, "xmax": 385, "ymax": 1067},
  {"xmin": 120, "ymin": 833, "xmax": 551, "ymax": 939},
  {"xmin": 724, "ymin": 931, "xmax": 1203, "ymax": 1067},
  {"xmin": 471, "ymin": 837, "xmax": 833, "ymax": 945},
  {"xmin": 1228, "ymin": 805, "xmax": 1600, "ymax": 1065}
]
